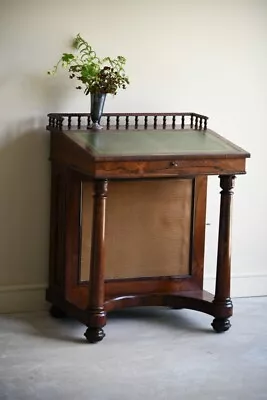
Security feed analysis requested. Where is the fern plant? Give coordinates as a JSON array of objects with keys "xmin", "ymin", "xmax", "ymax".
[{"xmin": 48, "ymin": 34, "xmax": 129, "ymax": 95}]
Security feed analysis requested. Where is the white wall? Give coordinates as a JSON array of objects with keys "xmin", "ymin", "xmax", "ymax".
[{"xmin": 0, "ymin": 0, "xmax": 266, "ymax": 312}]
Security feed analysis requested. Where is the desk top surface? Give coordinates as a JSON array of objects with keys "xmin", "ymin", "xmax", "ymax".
[{"xmin": 64, "ymin": 128, "xmax": 249, "ymax": 160}]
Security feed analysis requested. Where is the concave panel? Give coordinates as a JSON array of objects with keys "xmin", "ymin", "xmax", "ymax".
[{"xmin": 80, "ymin": 179, "xmax": 192, "ymax": 281}]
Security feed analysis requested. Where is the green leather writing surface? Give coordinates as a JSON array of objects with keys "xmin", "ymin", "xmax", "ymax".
[{"xmin": 65, "ymin": 129, "xmax": 247, "ymax": 158}]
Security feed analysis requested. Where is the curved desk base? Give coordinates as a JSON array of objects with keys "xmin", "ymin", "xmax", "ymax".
[{"xmin": 47, "ymin": 289, "xmax": 233, "ymax": 343}]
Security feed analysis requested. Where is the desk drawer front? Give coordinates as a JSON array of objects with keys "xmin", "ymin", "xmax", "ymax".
[{"xmin": 96, "ymin": 158, "xmax": 246, "ymax": 178}]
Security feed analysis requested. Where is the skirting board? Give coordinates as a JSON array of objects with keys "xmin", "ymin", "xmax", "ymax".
[
  {"xmin": 203, "ymin": 274, "xmax": 267, "ymax": 299},
  {"xmin": 0, "ymin": 275, "xmax": 267, "ymax": 314},
  {"xmin": 0, "ymin": 284, "xmax": 48, "ymax": 314}
]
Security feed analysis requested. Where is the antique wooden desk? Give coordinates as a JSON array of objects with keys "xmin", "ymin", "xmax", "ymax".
[{"xmin": 46, "ymin": 112, "xmax": 250, "ymax": 343}]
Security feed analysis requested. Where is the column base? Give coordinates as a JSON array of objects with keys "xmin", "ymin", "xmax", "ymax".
[
  {"xmin": 84, "ymin": 327, "xmax": 105, "ymax": 343},
  {"xmin": 211, "ymin": 317, "xmax": 231, "ymax": 333}
]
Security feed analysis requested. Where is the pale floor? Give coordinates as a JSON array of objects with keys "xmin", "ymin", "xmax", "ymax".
[{"xmin": 0, "ymin": 297, "xmax": 267, "ymax": 400}]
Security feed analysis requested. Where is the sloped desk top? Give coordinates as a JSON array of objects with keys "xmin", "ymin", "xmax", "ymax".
[
  {"xmin": 50, "ymin": 127, "xmax": 250, "ymax": 179},
  {"xmin": 63, "ymin": 128, "xmax": 249, "ymax": 159}
]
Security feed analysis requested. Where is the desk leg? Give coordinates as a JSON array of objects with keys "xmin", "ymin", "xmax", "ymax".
[
  {"xmin": 84, "ymin": 179, "xmax": 108, "ymax": 343},
  {"xmin": 212, "ymin": 175, "xmax": 235, "ymax": 333}
]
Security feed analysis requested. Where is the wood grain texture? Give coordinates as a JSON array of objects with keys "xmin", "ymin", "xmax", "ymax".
[
  {"xmin": 48, "ymin": 163, "xmax": 67, "ymax": 294},
  {"xmin": 50, "ymin": 131, "xmax": 95, "ymax": 177},
  {"xmin": 190, "ymin": 176, "xmax": 207, "ymax": 288},
  {"xmin": 86, "ymin": 180, "xmax": 108, "ymax": 329},
  {"xmin": 46, "ymin": 112, "xmax": 249, "ymax": 341},
  {"xmin": 213, "ymin": 175, "xmax": 235, "ymax": 317},
  {"xmin": 95, "ymin": 158, "xmax": 247, "ymax": 179},
  {"xmin": 58, "ymin": 175, "xmax": 206, "ymax": 309},
  {"xmin": 46, "ymin": 288, "xmax": 220, "ymax": 325}
]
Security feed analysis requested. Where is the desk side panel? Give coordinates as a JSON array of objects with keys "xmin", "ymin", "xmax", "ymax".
[{"xmin": 50, "ymin": 131, "xmax": 95, "ymax": 176}]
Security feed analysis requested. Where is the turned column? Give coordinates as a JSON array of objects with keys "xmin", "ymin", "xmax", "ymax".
[
  {"xmin": 212, "ymin": 175, "xmax": 235, "ymax": 333},
  {"xmin": 84, "ymin": 179, "xmax": 108, "ymax": 343}
]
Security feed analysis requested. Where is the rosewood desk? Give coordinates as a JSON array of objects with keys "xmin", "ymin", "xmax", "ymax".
[{"xmin": 46, "ymin": 112, "xmax": 250, "ymax": 343}]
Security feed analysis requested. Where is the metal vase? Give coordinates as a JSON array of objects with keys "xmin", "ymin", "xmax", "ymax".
[{"xmin": 90, "ymin": 93, "xmax": 106, "ymax": 130}]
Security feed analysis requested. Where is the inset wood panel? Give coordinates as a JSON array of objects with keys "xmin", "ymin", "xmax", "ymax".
[{"xmin": 80, "ymin": 179, "xmax": 192, "ymax": 281}]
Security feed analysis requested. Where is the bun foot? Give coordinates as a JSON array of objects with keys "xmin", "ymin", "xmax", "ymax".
[
  {"xmin": 49, "ymin": 305, "xmax": 66, "ymax": 319},
  {"xmin": 211, "ymin": 317, "xmax": 231, "ymax": 333},
  {"xmin": 84, "ymin": 327, "xmax": 105, "ymax": 343}
]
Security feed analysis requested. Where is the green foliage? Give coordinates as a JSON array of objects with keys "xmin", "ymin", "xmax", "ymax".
[{"xmin": 48, "ymin": 34, "xmax": 129, "ymax": 95}]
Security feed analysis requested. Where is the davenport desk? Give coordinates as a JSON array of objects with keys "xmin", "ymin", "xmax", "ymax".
[{"xmin": 46, "ymin": 112, "xmax": 250, "ymax": 343}]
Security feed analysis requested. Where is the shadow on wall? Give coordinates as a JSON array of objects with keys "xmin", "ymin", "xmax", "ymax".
[
  {"xmin": 27, "ymin": 73, "xmax": 75, "ymax": 112},
  {"xmin": 0, "ymin": 120, "xmax": 51, "ymax": 286},
  {"xmin": 0, "ymin": 68, "xmax": 73, "ymax": 289},
  {"xmin": 0, "ymin": 69, "xmax": 73, "ymax": 109}
]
